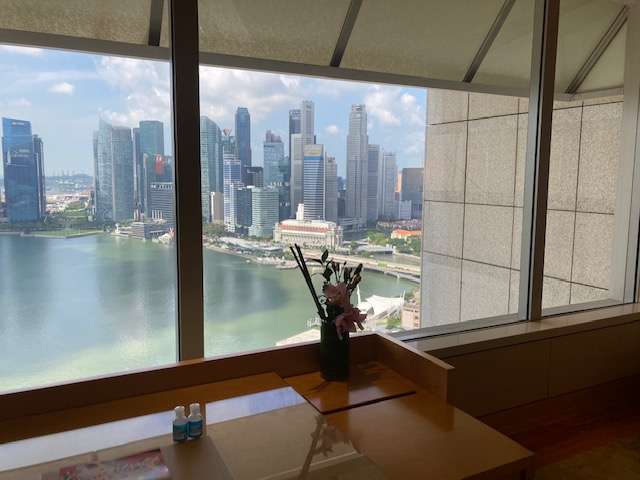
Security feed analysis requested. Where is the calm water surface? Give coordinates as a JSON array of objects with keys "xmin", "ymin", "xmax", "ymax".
[{"xmin": 0, "ymin": 234, "xmax": 413, "ymax": 390}]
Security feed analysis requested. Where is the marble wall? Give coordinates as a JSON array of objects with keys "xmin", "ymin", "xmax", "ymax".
[{"xmin": 422, "ymin": 90, "xmax": 623, "ymax": 326}]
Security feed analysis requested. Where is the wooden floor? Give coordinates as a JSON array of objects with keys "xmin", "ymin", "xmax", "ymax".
[{"xmin": 480, "ymin": 376, "xmax": 640, "ymax": 468}]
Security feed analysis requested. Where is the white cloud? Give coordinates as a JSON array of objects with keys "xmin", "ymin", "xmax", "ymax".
[
  {"xmin": 364, "ymin": 85, "xmax": 424, "ymax": 129},
  {"xmin": 49, "ymin": 82, "xmax": 75, "ymax": 95},
  {"xmin": 325, "ymin": 124, "xmax": 340, "ymax": 135},
  {"xmin": 0, "ymin": 45, "xmax": 43, "ymax": 56}
]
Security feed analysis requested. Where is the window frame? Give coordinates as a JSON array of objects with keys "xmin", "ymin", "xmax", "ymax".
[{"xmin": 0, "ymin": 0, "xmax": 636, "ymax": 376}]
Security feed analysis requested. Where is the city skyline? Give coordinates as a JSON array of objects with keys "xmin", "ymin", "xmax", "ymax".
[{"xmin": 0, "ymin": 45, "xmax": 426, "ymax": 177}]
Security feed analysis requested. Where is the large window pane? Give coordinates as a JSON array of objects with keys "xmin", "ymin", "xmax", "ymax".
[
  {"xmin": 196, "ymin": 65, "xmax": 425, "ymax": 354},
  {"xmin": 0, "ymin": 6, "xmax": 177, "ymax": 391},
  {"xmin": 541, "ymin": 0, "xmax": 627, "ymax": 311}
]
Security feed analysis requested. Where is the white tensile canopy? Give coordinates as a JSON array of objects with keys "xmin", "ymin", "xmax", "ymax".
[{"xmin": 0, "ymin": 0, "xmax": 629, "ymax": 96}]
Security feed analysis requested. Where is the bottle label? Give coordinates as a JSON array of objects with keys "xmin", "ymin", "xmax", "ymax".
[
  {"xmin": 173, "ymin": 422, "xmax": 188, "ymax": 442},
  {"xmin": 189, "ymin": 419, "xmax": 203, "ymax": 438}
]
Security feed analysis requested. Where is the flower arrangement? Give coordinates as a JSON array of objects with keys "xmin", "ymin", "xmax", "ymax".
[{"xmin": 289, "ymin": 244, "xmax": 366, "ymax": 339}]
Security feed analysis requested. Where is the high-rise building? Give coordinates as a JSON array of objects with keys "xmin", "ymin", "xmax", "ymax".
[
  {"xmin": 346, "ymin": 104, "xmax": 368, "ymax": 227},
  {"xmin": 132, "ymin": 127, "xmax": 142, "ymax": 212},
  {"xmin": 367, "ymin": 144, "xmax": 381, "ymax": 223},
  {"xmin": 249, "ymin": 187, "xmax": 279, "ymax": 238},
  {"xmin": 1, "ymin": 118, "xmax": 45, "ymax": 223},
  {"xmin": 200, "ymin": 117, "xmax": 223, "ymax": 222},
  {"xmin": 137, "ymin": 121, "xmax": 165, "ymax": 218},
  {"xmin": 303, "ymin": 144, "xmax": 325, "ymax": 221},
  {"xmin": 93, "ymin": 119, "xmax": 134, "ymax": 223},
  {"xmin": 263, "ymin": 131, "xmax": 289, "ymax": 221},
  {"xmin": 246, "ymin": 166, "xmax": 264, "ymax": 187},
  {"xmin": 288, "ymin": 109, "xmax": 300, "ymax": 161},
  {"xmin": 227, "ymin": 185, "xmax": 252, "ymax": 234},
  {"xmin": 149, "ymin": 182, "xmax": 175, "ymax": 226},
  {"xmin": 401, "ymin": 167, "xmax": 423, "ymax": 219},
  {"xmin": 263, "ymin": 131, "xmax": 284, "ymax": 185},
  {"xmin": 290, "ymin": 101, "xmax": 315, "ymax": 216},
  {"xmin": 235, "ymin": 107, "xmax": 251, "ymax": 184},
  {"xmin": 32, "ymin": 134, "xmax": 46, "ymax": 218},
  {"xmin": 325, "ymin": 155, "xmax": 338, "ymax": 223},
  {"xmin": 210, "ymin": 191, "xmax": 224, "ymax": 222},
  {"xmin": 223, "ymin": 149, "xmax": 242, "ymax": 231},
  {"xmin": 381, "ymin": 151, "xmax": 398, "ymax": 220}
]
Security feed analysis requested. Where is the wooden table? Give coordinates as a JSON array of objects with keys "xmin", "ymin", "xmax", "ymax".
[{"xmin": 0, "ymin": 364, "xmax": 533, "ymax": 479}]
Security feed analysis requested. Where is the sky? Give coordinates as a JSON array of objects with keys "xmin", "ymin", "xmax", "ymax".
[{"xmin": 0, "ymin": 45, "xmax": 427, "ymax": 178}]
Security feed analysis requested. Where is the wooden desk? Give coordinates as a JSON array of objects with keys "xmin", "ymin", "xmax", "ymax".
[
  {"xmin": 285, "ymin": 361, "xmax": 415, "ymax": 413},
  {"xmin": 0, "ymin": 335, "xmax": 533, "ymax": 479},
  {"xmin": 328, "ymin": 392, "xmax": 534, "ymax": 480}
]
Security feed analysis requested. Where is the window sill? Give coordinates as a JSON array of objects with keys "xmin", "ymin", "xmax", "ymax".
[{"xmin": 406, "ymin": 303, "xmax": 640, "ymax": 359}]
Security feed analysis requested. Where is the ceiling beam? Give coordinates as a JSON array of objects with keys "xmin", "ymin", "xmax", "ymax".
[
  {"xmin": 565, "ymin": 5, "xmax": 629, "ymax": 94},
  {"xmin": 148, "ymin": 0, "xmax": 164, "ymax": 47},
  {"xmin": 330, "ymin": 0, "xmax": 363, "ymax": 67},
  {"xmin": 463, "ymin": 0, "xmax": 516, "ymax": 83}
]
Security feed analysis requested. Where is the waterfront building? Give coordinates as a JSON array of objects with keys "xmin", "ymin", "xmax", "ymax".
[
  {"xmin": 129, "ymin": 221, "xmax": 168, "ymax": 240},
  {"xmin": 249, "ymin": 187, "xmax": 279, "ymax": 238},
  {"xmin": 325, "ymin": 155, "xmax": 338, "ymax": 223},
  {"xmin": 32, "ymin": 134, "xmax": 46, "ymax": 218},
  {"xmin": 303, "ymin": 144, "xmax": 325, "ymax": 221},
  {"xmin": 1, "ymin": 117, "xmax": 45, "ymax": 222},
  {"xmin": 235, "ymin": 107, "xmax": 251, "ymax": 184},
  {"xmin": 273, "ymin": 218, "xmax": 343, "ymax": 249},
  {"xmin": 367, "ymin": 144, "xmax": 381, "ymax": 223},
  {"xmin": 223, "ymin": 149, "xmax": 242, "ymax": 231},
  {"xmin": 290, "ymin": 101, "xmax": 315, "ymax": 216},
  {"xmin": 227, "ymin": 184, "xmax": 252, "ymax": 234},
  {"xmin": 391, "ymin": 228, "xmax": 421, "ymax": 240},
  {"xmin": 138, "ymin": 120, "xmax": 164, "ymax": 217},
  {"xmin": 132, "ymin": 127, "xmax": 142, "ymax": 212},
  {"xmin": 246, "ymin": 166, "xmax": 264, "ymax": 187},
  {"xmin": 401, "ymin": 167, "xmax": 423, "ymax": 219},
  {"xmin": 210, "ymin": 191, "xmax": 224, "ymax": 222},
  {"xmin": 381, "ymin": 151, "xmax": 398, "ymax": 220},
  {"xmin": 149, "ymin": 182, "xmax": 175, "ymax": 227},
  {"xmin": 346, "ymin": 104, "xmax": 368, "ymax": 227},
  {"xmin": 93, "ymin": 119, "xmax": 134, "ymax": 223},
  {"xmin": 200, "ymin": 116, "xmax": 223, "ymax": 222}
]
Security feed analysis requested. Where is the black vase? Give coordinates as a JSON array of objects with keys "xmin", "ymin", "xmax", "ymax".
[{"xmin": 320, "ymin": 320, "xmax": 350, "ymax": 381}]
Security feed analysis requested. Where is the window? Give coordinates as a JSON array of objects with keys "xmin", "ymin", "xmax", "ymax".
[
  {"xmin": 197, "ymin": 66, "xmax": 426, "ymax": 355},
  {"xmin": 0, "ymin": 4, "xmax": 177, "ymax": 391}
]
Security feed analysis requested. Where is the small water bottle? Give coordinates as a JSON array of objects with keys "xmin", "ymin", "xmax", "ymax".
[
  {"xmin": 188, "ymin": 403, "xmax": 203, "ymax": 439},
  {"xmin": 173, "ymin": 406, "xmax": 188, "ymax": 442}
]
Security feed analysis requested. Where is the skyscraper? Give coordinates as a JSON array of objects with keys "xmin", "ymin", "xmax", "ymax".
[
  {"xmin": 94, "ymin": 119, "xmax": 134, "ymax": 223},
  {"xmin": 200, "ymin": 116, "xmax": 223, "ymax": 221},
  {"xmin": 149, "ymin": 182, "xmax": 175, "ymax": 227},
  {"xmin": 366, "ymin": 144, "xmax": 381, "ymax": 223},
  {"xmin": 249, "ymin": 187, "xmax": 279, "ymax": 238},
  {"xmin": 235, "ymin": 107, "xmax": 251, "ymax": 184},
  {"xmin": 223, "ymin": 149, "xmax": 242, "ymax": 232},
  {"xmin": 381, "ymin": 151, "xmax": 398, "ymax": 220},
  {"xmin": 263, "ymin": 131, "xmax": 289, "ymax": 220},
  {"xmin": 346, "ymin": 104, "xmax": 368, "ymax": 227},
  {"xmin": 132, "ymin": 127, "xmax": 142, "ymax": 212},
  {"xmin": 1, "ymin": 118, "xmax": 45, "ymax": 222},
  {"xmin": 401, "ymin": 167, "xmax": 423, "ymax": 219},
  {"xmin": 138, "ymin": 120, "xmax": 165, "ymax": 217},
  {"xmin": 32, "ymin": 134, "xmax": 46, "ymax": 219},
  {"xmin": 303, "ymin": 144, "xmax": 325, "ymax": 221},
  {"xmin": 290, "ymin": 101, "xmax": 315, "ymax": 216},
  {"xmin": 288, "ymin": 109, "xmax": 300, "ymax": 161},
  {"xmin": 263, "ymin": 131, "xmax": 284, "ymax": 185},
  {"xmin": 325, "ymin": 155, "xmax": 338, "ymax": 223}
]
